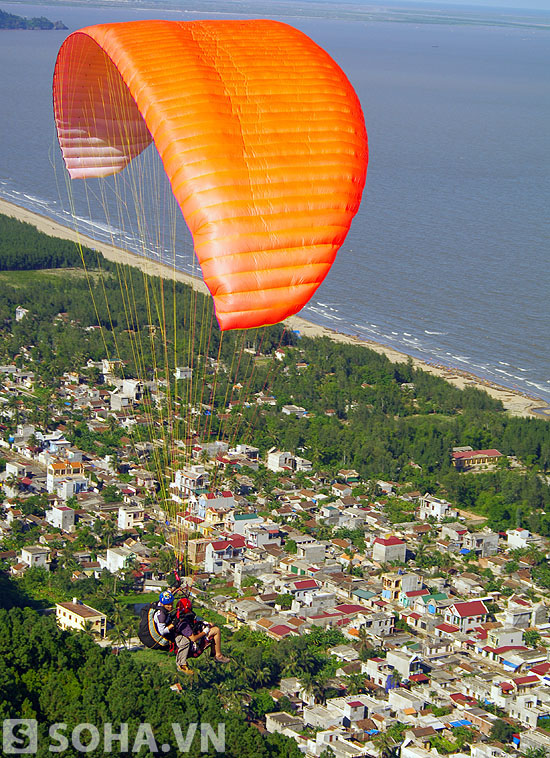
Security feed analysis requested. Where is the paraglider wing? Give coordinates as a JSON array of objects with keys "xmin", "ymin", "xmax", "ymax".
[{"xmin": 53, "ymin": 19, "xmax": 368, "ymax": 330}]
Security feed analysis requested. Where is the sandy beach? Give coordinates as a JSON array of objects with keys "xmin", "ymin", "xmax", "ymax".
[{"xmin": 1, "ymin": 196, "xmax": 547, "ymax": 420}]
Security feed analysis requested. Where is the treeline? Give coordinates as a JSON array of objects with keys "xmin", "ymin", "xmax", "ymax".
[
  {"xmin": 0, "ymin": 8, "xmax": 67, "ymax": 29},
  {"xmin": 0, "ymin": 215, "xmax": 97, "ymax": 270},
  {"xmin": 244, "ymin": 338, "xmax": 550, "ymax": 472},
  {"xmin": 0, "ymin": 213, "xmax": 291, "ymax": 382}
]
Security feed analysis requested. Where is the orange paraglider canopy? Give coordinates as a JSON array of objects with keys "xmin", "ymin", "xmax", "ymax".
[{"xmin": 53, "ymin": 19, "xmax": 368, "ymax": 330}]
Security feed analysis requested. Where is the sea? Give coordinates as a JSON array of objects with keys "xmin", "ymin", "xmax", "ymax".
[{"xmin": 0, "ymin": 1, "xmax": 549, "ymax": 401}]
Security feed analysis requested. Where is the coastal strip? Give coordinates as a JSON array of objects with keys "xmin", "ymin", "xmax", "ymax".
[{"xmin": 0, "ymin": 196, "xmax": 545, "ymax": 420}]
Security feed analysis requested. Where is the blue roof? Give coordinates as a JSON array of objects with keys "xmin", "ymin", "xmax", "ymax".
[{"xmin": 460, "ymin": 548, "xmax": 471, "ymax": 554}]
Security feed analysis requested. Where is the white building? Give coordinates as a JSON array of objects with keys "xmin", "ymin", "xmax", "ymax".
[
  {"xmin": 227, "ymin": 512, "xmax": 264, "ymax": 535},
  {"xmin": 418, "ymin": 493, "xmax": 458, "ymax": 521},
  {"xmin": 20, "ymin": 545, "xmax": 49, "ymax": 569},
  {"xmin": 174, "ymin": 367, "xmax": 193, "ymax": 380},
  {"xmin": 45, "ymin": 504, "xmax": 75, "ymax": 532},
  {"xmin": 244, "ymin": 522, "xmax": 281, "ymax": 548},
  {"xmin": 267, "ymin": 450, "xmax": 293, "ymax": 472},
  {"xmin": 118, "ymin": 505, "xmax": 145, "ymax": 530},
  {"xmin": 55, "ymin": 476, "xmax": 88, "ymax": 501},
  {"xmin": 507, "ymin": 528, "xmax": 536, "ymax": 550},
  {"xmin": 170, "ymin": 465, "xmax": 210, "ymax": 501},
  {"xmin": 281, "ymin": 404, "xmax": 307, "ymax": 418},
  {"xmin": 98, "ymin": 547, "xmax": 136, "ymax": 574},
  {"xmin": 56, "ymin": 600, "xmax": 106, "ymax": 638},
  {"xmin": 372, "ymin": 536, "xmax": 406, "ymax": 563}
]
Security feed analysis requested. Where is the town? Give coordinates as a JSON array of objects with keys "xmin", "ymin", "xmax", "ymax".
[{"xmin": 2, "ymin": 334, "xmax": 550, "ymax": 758}]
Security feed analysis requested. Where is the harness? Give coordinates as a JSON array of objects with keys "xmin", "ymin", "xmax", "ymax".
[{"xmin": 138, "ymin": 602, "xmax": 171, "ymax": 649}]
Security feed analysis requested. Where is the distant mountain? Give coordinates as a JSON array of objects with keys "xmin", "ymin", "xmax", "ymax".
[{"xmin": 0, "ymin": 8, "xmax": 67, "ymax": 29}]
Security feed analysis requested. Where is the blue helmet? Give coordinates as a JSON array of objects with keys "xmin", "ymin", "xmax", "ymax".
[{"xmin": 159, "ymin": 590, "xmax": 174, "ymax": 606}]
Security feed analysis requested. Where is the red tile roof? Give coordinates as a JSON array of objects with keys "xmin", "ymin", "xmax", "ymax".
[
  {"xmin": 268, "ymin": 624, "xmax": 294, "ymax": 638},
  {"xmin": 449, "ymin": 600, "xmax": 488, "ymax": 618},
  {"xmin": 293, "ymin": 579, "xmax": 318, "ymax": 590},
  {"xmin": 334, "ymin": 603, "xmax": 368, "ymax": 615},
  {"xmin": 436, "ymin": 623, "xmax": 460, "ymax": 634},
  {"xmin": 513, "ymin": 675, "xmax": 539, "ymax": 686},
  {"xmin": 375, "ymin": 536, "xmax": 405, "ymax": 546},
  {"xmin": 530, "ymin": 663, "xmax": 550, "ymax": 676},
  {"xmin": 452, "ymin": 449, "xmax": 501, "ymax": 460},
  {"xmin": 211, "ymin": 541, "xmax": 230, "ymax": 551},
  {"xmin": 493, "ymin": 645, "xmax": 528, "ymax": 654}
]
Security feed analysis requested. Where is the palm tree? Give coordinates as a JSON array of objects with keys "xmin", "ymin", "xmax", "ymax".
[
  {"xmin": 252, "ymin": 664, "xmax": 272, "ymax": 688},
  {"xmin": 107, "ymin": 624, "xmax": 126, "ymax": 649},
  {"xmin": 281, "ymin": 648, "xmax": 301, "ymax": 678},
  {"xmin": 81, "ymin": 620, "xmax": 96, "ymax": 639},
  {"xmin": 299, "ymin": 672, "xmax": 326, "ymax": 705},
  {"xmin": 372, "ymin": 732, "xmax": 401, "ymax": 758}
]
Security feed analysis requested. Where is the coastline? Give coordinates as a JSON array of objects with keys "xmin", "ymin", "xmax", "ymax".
[{"xmin": 1, "ymin": 196, "xmax": 547, "ymax": 420}]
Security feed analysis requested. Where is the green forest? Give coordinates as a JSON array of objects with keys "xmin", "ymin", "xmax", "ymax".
[{"xmin": 0, "ymin": 573, "xmax": 341, "ymax": 757}]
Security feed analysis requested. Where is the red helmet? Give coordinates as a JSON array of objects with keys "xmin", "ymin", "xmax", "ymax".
[{"xmin": 177, "ymin": 597, "xmax": 192, "ymax": 615}]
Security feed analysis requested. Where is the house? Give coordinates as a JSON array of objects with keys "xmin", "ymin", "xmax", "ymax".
[
  {"xmin": 20, "ymin": 545, "xmax": 49, "ymax": 569},
  {"xmin": 507, "ymin": 528, "xmax": 537, "ymax": 550},
  {"xmin": 170, "ymin": 465, "xmax": 210, "ymax": 501},
  {"xmin": 281, "ymin": 404, "xmax": 307, "ymax": 418},
  {"xmin": 227, "ymin": 512, "xmax": 264, "ymax": 535},
  {"xmin": 45, "ymin": 504, "xmax": 75, "ymax": 532},
  {"xmin": 452, "ymin": 449, "xmax": 502, "ymax": 470},
  {"xmin": 204, "ymin": 536, "xmax": 246, "ymax": 574},
  {"xmin": 195, "ymin": 491, "xmax": 235, "ymax": 516},
  {"xmin": 462, "ymin": 529, "xmax": 499, "ymax": 558},
  {"xmin": 174, "ymin": 366, "xmax": 193, "ymax": 380},
  {"xmin": 46, "ymin": 459, "xmax": 86, "ymax": 494},
  {"xmin": 372, "ymin": 536, "xmax": 406, "ymax": 564},
  {"xmin": 98, "ymin": 546, "xmax": 136, "ymax": 574},
  {"xmin": 117, "ymin": 505, "xmax": 145, "ymax": 530},
  {"xmin": 418, "ymin": 494, "xmax": 458, "ymax": 521},
  {"xmin": 267, "ymin": 450, "xmax": 293, "ymax": 472},
  {"xmin": 265, "ymin": 712, "xmax": 304, "ymax": 735},
  {"xmin": 382, "ymin": 572, "xmax": 422, "ymax": 603},
  {"xmin": 56, "ymin": 600, "xmax": 106, "ymax": 638},
  {"xmin": 386, "ymin": 649, "xmax": 423, "ymax": 681},
  {"xmin": 444, "ymin": 600, "xmax": 489, "ymax": 633},
  {"xmin": 186, "ymin": 538, "xmax": 211, "ymax": 566},
  {"xmin": 244, "ymin": 523, "xmax": 281, "ymax": 549}
]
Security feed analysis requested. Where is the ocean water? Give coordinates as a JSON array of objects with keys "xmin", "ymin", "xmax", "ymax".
[{"xmin": 0, "ymin": 1, "xmax": 549, "ymax": 401}]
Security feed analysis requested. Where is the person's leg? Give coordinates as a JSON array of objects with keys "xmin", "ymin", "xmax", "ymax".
[
  {"xmin": 207, "ymin": 626, "xmax": 229, "ymax": 662},
  {"xmin": 175, "ymin": 634, "xmax": 192, "ymax": 672}
]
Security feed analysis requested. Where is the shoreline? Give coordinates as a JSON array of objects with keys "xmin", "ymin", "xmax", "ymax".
[{"xmin": 1, "ymin": 196, "xmax": 547, "ymax": 420}]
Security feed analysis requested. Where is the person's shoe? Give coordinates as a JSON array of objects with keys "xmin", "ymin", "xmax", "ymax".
[
  {"xmin": 214, "ymin": 655, "xmax": 230, "ymax": 663},
  {"xmin": 177, "ymin": 664, "xmax": 193, "ymax": 675}
]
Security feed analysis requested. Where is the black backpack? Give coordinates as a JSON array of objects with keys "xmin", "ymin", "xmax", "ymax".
[{"xmin": 138, "ymin": 603, "xmax": 171, "ymax": 650}]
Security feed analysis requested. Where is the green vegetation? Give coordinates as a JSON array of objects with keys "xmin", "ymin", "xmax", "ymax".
[
  {"xmin": 1, "ymin": 211, "xmax": 549, "ymax": 541},
  {"xmin": 0, "ymin": 8, "xmax": 67, "ymax": 29},
  {"xmin": 0, "ymin": 574, "xmax": 351, "ymax": 756}
]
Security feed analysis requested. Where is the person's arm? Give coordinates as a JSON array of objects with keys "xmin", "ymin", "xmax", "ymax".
[
  {"xmin": 189, "ymin": 629, "xmax": 207, "ymax": 642},
  {"xmin": 154, "ymin": 610, "xmax": 174, "ymax": 637}
]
